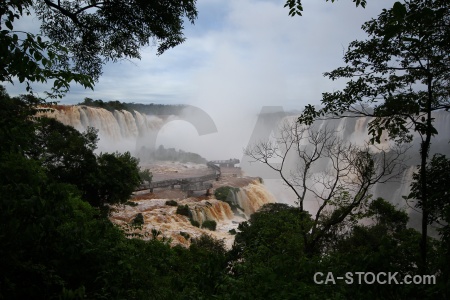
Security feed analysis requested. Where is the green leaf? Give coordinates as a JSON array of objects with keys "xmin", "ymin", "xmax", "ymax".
[
  {"xmin": 5, "ymin": 21, "xmax": 13, "ymax": 30},
  {"xmin": 430, "ymin": 126, "xmax": 438, "ymax": 135},
  {"xmin": 392, "ymin": 2, "xmax": 406, "ymax": 19},
  {"xmin": 34, "ymin": 52, "xmax": 42, "ymax": 61},
  {"xmin": 383, "ymin": 25, "xmax": 401, "ymax": 41}
]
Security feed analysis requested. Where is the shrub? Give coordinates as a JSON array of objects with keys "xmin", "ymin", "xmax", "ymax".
[
  {"xmin": 214, "ymin": 186, "xmax": 242, "ymax": 213},
  {"xmin": 151, "ymin": 228, "xmax": 161, "ymax": 239},
  {"xmin": 165, "ymin": 200, "xmax": 178, "ymax": 206},
  {"xmin": 180, "ymin": 231, "xmax": 190, "ymax": 240},
  {"xmin": 190, "ymin": 219, "xmax": 200, "ymax": 227},
  {"xmin": 176, "ymin": 204, "xmax": 191, "ymax": 217},
  {"xmin": 228, "ymin": 229, "xmax": 237, "ymax": 235},
  {"xmin": 190, "ymin": 234, "xmax": 226, "ymax": 255},
  {"xmin": 214, "ymin": 186, "xmax": 238, "ymax": 201},
  {"xmin": 139, "ymin": 169, "xmax": 153, "ymax": 183},
  {"xmin": 202, "ymin": 220, "xmax": 217, "ymax": 231},
  {"xmin": 125, "ymin": 200, "xmax": 138, "ymax": 207},
  {"xmin": 132, "ymin": 213, "xmax": 144, "ymax": 226}
]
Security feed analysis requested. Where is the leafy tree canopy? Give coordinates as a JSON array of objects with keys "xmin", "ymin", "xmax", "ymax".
[
  {"xmin": 1, "ymin": 0, "xmax": 198, "ymax": 96},
  {"xmin": 35, "ymin": 0, "xmax": 197, "ymax": 78},
  {"xmin": 284, "ymin": 0, "xmax": 367, "ymax": 16},
  {"xmin": 296, "ymin": 0, "xmax": 449, "ymax": 271},
  {"xmin": 96, "ymin": 151, "xmax": 141, "ymax": 206},
  {"xmin": 1, "ymin": 1, "xmax": 94, "ymax": 96},
  {"xmin": 299, "ymin": 0, "xmax": 450, "ymax": 143},
  {"xmin": 409, "ymin": 154, "xmax": 450, "ymax": 229}
]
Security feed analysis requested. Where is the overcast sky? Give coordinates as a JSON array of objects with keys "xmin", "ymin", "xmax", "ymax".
[
  {"xmin": 6, "ymin": 0, "xmax": 397, "ymax": 109},
  {"xmin": 5, "ymin": 0, "xmax": 399, "ymax": 161}
]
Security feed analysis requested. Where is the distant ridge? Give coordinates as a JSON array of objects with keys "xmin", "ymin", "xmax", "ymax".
[{"xmin": 78, "ymin": 97, "xmax": 187, "ymax": 116}]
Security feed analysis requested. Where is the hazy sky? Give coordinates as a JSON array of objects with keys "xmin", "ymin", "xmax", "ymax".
[
  {"xmin": 6, "ymin": 0, "xmax": 396, "ymax": 110},
  {"xmin": 5, "ymin": 0, "xmax": 398, "ymax": 161}
]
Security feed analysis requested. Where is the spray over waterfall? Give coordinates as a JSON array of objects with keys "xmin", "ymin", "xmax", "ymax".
[
  {"xmin": 44, "ymin": 105, "xmax": 449, "ymax": 230},
  {"xmin": 40, "ymin": 105, "xmax": 168, "ymax": 154},
  {"xmin": 249, "ymin": 110, "xmax": 450, "ymax": 225},
  {"xmin": 312, "ymin": 110, "xmax": 450, "ymax": 207}
]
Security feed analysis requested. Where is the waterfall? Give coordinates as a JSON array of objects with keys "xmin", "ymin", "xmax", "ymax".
[
  {"xmin": 109, "ymin": 191, "xmax": 272, "ymax": 249},
  {"xmin": 186, "ymin": 181, "xmax": 276, "ymax": 223},
  {"xmin": 39, "ymin": 105, "xmax": 167, "ymax": 154},
  {"xmin": 190, "ymin": 200, "xmax": 234, "ymax": 224},
  {"xmin": 235, "ymin": 180, "xmax": 276, "ymax": 215},
  {"xmin": 263, "ymin": 110, "xmax": 450, "ymax": 213}
]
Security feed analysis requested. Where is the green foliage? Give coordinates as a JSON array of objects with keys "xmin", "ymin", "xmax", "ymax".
[
  {"xmin": 138, "ymin": 168, "xmax": 153, "ymax": 183},
  {"xmin": 2, "ymin": 86, "xmax": 449, "ymax": 299},
  {"xmin": 365, "ymin": 197, "xmax": 409, "ymax": 231},
  {"xmin": 284, "ymin": 0, "xmax": 366, "ymax": 17},
  {"xmin": 176, "ymin": 204, "xmax": 191, "ymax": 217},
  {"xmin": 138, "ymin": 144, "xmax": 207, "ymax": 164},
  {"xmin": 190, "ymin": 219, "xmax": 200, "ymax": 228},
  {"xmin": 1, "ymin": 0, "xmax": 197, "ymax": 96},
  {"xmin": 408, "ymin": 154, "xmax": 450, "ymax": 226},
  {"xmin": 201, "ymin": 220, "xmax": 217, "ymax": 231},
  {"xmin": 190, "ymin": 234, "xmax": 226, "ymax": 256},
  {"xmin": 125, "ymin": 103, "xmax": 188, "ymax": 116},
  {"xmin": 220, "ymin": 199, "xmax": 442, "ymax": 299},
  {"xmin": 79, "ymin": 97, "xmax": 127, "ymax": 111},
  {"xmin": 297, "ymin": 0, "xmax": 450, "ymax": 271},
  {"xmin": 0, "ymin": 86, "xmax": 41, "ymax": 154},
  {"xmin": 223, "ymin": 203, "xmax": 325, "ymax": 299},
  {"xmin": 165, "ymin": 200, "xmax": 178, "ymax": 206},
  {"xmin": 214, "ymin": 186, "xmax": 242, "ymax": 213},
  {"xmin": 28, "ymin": 114, "xmax": 141, "ymax": 209},
  {"xmin": 233, "ymin": 203, "xmax": 313, "ymax": 256},
  {"xmin": 326, "ymin": 198, "xmax": 438, "ymax": 299},
  {"xmin": 180, "ymin": 231, "xmax": 190, "ymax": 240},
  {"xmin": 172, "ymin": 235, "xmax": 227, "ymax": 297},
  {"xmin": 408, "ymin": 154, "xmax": 450, "ymax": 294},
  {"xmin": 32, "ymin": 116, "xmax": 99, "ymax": 202},
  {"xmin": 79, "ymin": 98, "xmax": 188, "ymax": 116},
  {"xmin": 2, "ymin": 1, "xmax": 450, "ymax": 297},
  {"xmin": 125, "ymin": 200, "xmax": 138, "ymax": 207},
  {"xmin": 298, "ymin": 0, "xmax": 450, "ymax": 143},
  {"xmin": 96, "ymin": 152, "xmax": 141, "ymax": 207},
  {"xmin": 284, "ymin": 0, "xmax": 304, "ymax": 16},
  {"xmin": 34, "ymin": 0, "xmax": 198, "ymax": 81},
  {"xmin": 0, "ymin": 3, "xmax": 93, "ymax": 97},
  {"xmin": 132, "ymin": 213, "xmax": 145, "ymax": 226},
  {"xmin": 0, "ymin": 87, "xmax": 232, "ymax": 300},
  {"xmin": 214, "ymin": 186, "xmax": 236, "ymax": 201}
]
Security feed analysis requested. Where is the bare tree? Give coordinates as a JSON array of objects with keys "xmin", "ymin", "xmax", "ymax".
[{"xmin": 244, "ymin": 119, "xmax": 407, "ymax": 254}]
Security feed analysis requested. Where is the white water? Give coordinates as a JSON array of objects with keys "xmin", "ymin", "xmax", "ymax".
[
  {"xmin": 40, "ymin": 105, "xmax": 169, "ymax": 155},
  {"xmin": 110, "ymin": 180, "xmax": 275, "ymax": 249},
  {"xmin": 44, "ymin": 105, "xmax": 450, "ymax": 216}
]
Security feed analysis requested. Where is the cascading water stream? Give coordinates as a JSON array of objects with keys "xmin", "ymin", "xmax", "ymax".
[{"xmin": 40, "ymin": 105, "xmax": 168, "ymax": 154}]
